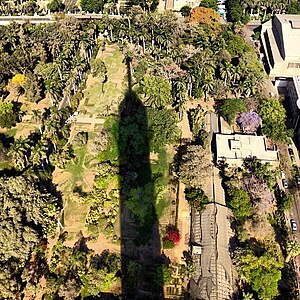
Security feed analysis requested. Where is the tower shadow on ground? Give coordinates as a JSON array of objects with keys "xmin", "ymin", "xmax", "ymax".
[{"xmin": 118, "ymin": 56, "xmax": 164, "ymax": 299}]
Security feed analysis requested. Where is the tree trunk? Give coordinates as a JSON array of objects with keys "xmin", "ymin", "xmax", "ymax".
[
  {"xmin": 263, "ymin": 9, "xmax": 267, "ymax": 20},
  {"xmin": 143, "ymin": 37, "xmax": 145, "ymax": 54}
]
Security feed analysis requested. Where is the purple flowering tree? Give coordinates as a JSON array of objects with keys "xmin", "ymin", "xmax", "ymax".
[{"xmin": 237, "ymin": 112, "xmax": 262, "ymax": 134}]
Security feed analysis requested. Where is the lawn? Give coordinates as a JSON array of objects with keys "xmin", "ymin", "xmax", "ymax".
[
  {"xmin": 151, "ymin": 148, "xmax": 174, "ymax": 219},
  {"xmin": 79, "ymin": 44, "xmax": 126, "ymax": 116}
]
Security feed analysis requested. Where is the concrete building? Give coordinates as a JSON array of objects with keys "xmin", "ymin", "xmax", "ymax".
[
  {"xmin": 287, "ymin": 75, "xmax": 300, "ymax": 144},
  {"xmin": 261, "ymin": 14, "xmax": 300, "ymax": 86},
  {"xmin": 158, "ymin": 0, "xmax": 200, "ymax": 11},
  {"xmin": 216, "ymin": 134, "xmax": 278, "ymax": 166}
]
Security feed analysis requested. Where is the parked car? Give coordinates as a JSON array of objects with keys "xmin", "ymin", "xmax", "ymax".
[
  {"xmin": 288, "ymin": 148, "xmax": 294, "ymax": 157},
  {"xmin": 282, "ymin": 179, "xmax": 288, "ymax": 189},
  {"xmin": 291, "ymin": 219, "xmax": 298, "ymax": 231},
  {"xmin": 296, "ymin": 176, "xmax": 300, "ymax": 187},
  {"xmin": 281, "ymin": 170, "xmax": 286, "ymax": 179}
]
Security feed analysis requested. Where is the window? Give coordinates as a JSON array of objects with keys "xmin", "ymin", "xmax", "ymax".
[{"xmin": 288, "ymin": 63, "xmax": 300, "ymax": 68}]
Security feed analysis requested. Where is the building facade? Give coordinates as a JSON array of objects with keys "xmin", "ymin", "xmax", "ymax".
[
  {"xmin": 287, "ymin": 75, "xmax": 300, "ymax": 144},
  {"xmin": 261, "ymin": 14, "xmax": 300, "ymax": 85}
]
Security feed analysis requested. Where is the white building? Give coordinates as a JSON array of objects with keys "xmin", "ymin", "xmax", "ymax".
[
  {"xmin": 261, "ymin": 14, "xmax": 300, "ymax": 86},
  {"xmin": 216, "ymin": 134, "xmax": 279, "ymax": 166},
  {"xmin": 158, "ymin": 0, "xmax": 200, "ymax": 11}
]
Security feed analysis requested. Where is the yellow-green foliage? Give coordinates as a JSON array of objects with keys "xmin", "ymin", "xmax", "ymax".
[{"xmin": 11, "ymin": 73, "xmax": 26, "ymax": 87}]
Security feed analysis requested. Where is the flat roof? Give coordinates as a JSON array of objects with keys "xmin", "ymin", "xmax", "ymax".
[
  {"xmin": 216, "ymin": 134, "xmax": 278, "ymax": 164},
  {"xmin": 275, "ymin": 14, "xmax": 300, "ymax": 59}
]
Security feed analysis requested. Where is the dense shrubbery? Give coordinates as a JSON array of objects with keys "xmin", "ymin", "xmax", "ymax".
[
  {"xmin": 222, "ymin": 160, "xmax": 286, "ymax": 298},
  {"xmin": 163, "ymin": 225, "xmax": 180, "ymax": 249},
  {"xmin": 0, "ymin": 175, "xmax": 60, "ymax": 298},
  {"xmin": 220, "ymin": 98, "xmax": 247, "ymax": 125},
  {"xmin": 0, "ymin": 20, "xmax": 96, "ymax": 106},
  {"xmin": 259, "ymin": 98, "xmax": 291, "ymax": 142},
  {"xmin": 45, "ymin": 235, "xmax": 121, "ymax": 298},
  {"xmin": 184, "ymin": 187, "xmax": 209, "ymax": 212},
  {"xmin": 0, "ymin": 102, "xmax": 18, "ymax": 128}
]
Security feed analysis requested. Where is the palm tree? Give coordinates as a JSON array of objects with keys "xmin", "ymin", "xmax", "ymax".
[
  {"xmin": 220, "ymin": 61, "xmax": 234, "ymax": 86},
  {"xmin": 118, "ymin": 24, "xmax": 128, "ymax": 43},
  {"xmin": 186, "ymin": 72, "xmax": 195, "ymax": 97},
  {"xmin": 232, "ymin": 65, "xmax": 242, "ymax": 84},
  {"xmin": 8, "ymin": 138, "xmax": 30, "ymax": 170},
  {"xmin": 138, "ymin": 28, "xmax": 149, "ymax": 54},
  {"xmin": 31, "ymin": 109, "xmax": 43, "ymax": 134},
  {"xmin": 45, "ymin": 76, "xmax": 62, "ymax": 106},
  {"xmin": 30, "ymin": 141, "xmax": 48, "ymax": 167},
  {"xmin": 286, "ymin": 240, "xmax": 300, "ymax": 262},
  {"xmin": 106, "ymin": 21, "xmax": 114, "ymax": 41},
  {"xmin": 243, "ymin": 75, "xmax": 257, "ymax": 97},
  {"xmin": 202, "ymin": 76, "xmax": 215, "ymax": 101},
  {"xmin": 79, "ymin": 36, "xmax": 93, "ymax": 61},
  {"xmin": 233, "ymin": 81, "xmax": 245, "ymax": 98},
  {"xmin": 173, "ymin": 79, "xmax": 187, "ymax": 120},
  {"xmin": 154, "ymin": 30, "xmax": 165, "ymax": 51}
]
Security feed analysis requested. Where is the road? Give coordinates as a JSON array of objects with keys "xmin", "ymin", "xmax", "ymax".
[
  {"xmin": 290, "ymin": 192, "xmax": 300, "ymax": 241},
  {"xmin": 287, "ymin": 141, "xmax": 300, "ymax": 240},
  {"xmin": 0, "ymin": 13, "xmax": 122, "ymax": 25}
]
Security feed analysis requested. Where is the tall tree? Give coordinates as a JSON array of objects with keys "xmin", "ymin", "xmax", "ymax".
[
  {"xmin": 258, "ymin": 98, "xmax": 290, "ymax": 142},
  {"xmin": 141, "ymin": 75, "xmax": 171, "ymax": 109},
  {"xmin": 286, "ymin": 240, "xmax": 300, "ymax": 263}
]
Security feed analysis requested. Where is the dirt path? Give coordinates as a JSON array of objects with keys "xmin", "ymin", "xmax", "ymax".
[
  {"xmin": 64, "ymin": 232, "xmax": 120, "ymax": 254},
  {"xmin": 164, "ymin": 182, "xmax": 190, "ymax": 263}
]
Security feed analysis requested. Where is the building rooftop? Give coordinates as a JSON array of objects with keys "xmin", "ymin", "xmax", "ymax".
[
  {"xmin": 261, "ymin": 14, "xmax": 300, "ymax": 79},
  {"xmin": 216, "ymin": 134, "xmax": 278, "ymax": 165},
  {"xmin": 275, "ymin": 14, "xmax": 300, "ymax": 60}
]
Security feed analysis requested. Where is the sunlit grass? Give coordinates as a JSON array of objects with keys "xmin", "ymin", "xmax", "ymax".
[{"xmin": 81, "ymin": 45, "xmax": 125, "ymax": 116}]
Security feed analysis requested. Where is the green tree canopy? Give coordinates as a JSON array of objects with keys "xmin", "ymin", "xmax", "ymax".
[
  {"xmin": 147, "ymin": 108, "xmax": 179, "ymax": 152},
  {"xmin": 0, "ymin": 176, "xmax": 60, "ymax": 298},
  {"xmin": 126, "ymin": 183, "xmax": 156, "ymax": 225},
  {"xmin": 220, "ymin": 98, "xmax": 247, "ymax": 125},
  {"xmin": 180, "ymin": 5, "xmax": 192, "ymax": 16},
  {"xmin": 141, "ymin": 75, "xmax": 172, "ymax": 109},
  {"xmin": 184, "ymin": 187, "xmax": 209, "ymax": 212},
  {"xmin": 80, "ymin": 0, "xmax": 103, "ymax": 12},
  {"xmin": 0, "ymin": 102, "xmax": 18, "ymax": 128},
  {"xmin": 47, "ymin": 0, "xmax": 63, "ymax": 12},
  {"xmin": 200, "ymin": 0, "xmax": 218, "ymax": 10},
  {"xmin": 258, "ymin": 98, "xmax": 290, "ymax": 142},
  {"xmin": 286, "ymin": 2, "xmax": 300, "ymax": 14},
  {"xmin": 226, "ymin": 0, "xmax": 242, "ymax": 22},
  {"xmin": 226, "ymin": 185, "xmax": 253, "ymax": 223},
  {"xmin": 237, "ymin": 243, "xmax": 283, "ymax": 300},
  {"xmin": 285, "ymin": 240, "xmax": 300, "ymax": 262},
  {"xmin": 24, "ymin": 72, "xmax": 44, "ymax": 103},
  {"xmin": 90, "ymin": 58, "xmax": 107, "ymax": 83}
]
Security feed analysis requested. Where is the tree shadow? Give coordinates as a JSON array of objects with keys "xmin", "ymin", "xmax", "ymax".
[{"xmin": 118, "ymin": 57, "xmax": 164, "ymax": 299}]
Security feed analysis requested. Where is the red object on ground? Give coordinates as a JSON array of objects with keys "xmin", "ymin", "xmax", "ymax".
[{"xmin": 166, "ymin": 226, "xmax": 181, "ymax": 244}]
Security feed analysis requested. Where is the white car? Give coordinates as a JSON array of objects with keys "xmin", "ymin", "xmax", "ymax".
[{"xmin": 291, "ymin": 219, "xmax": 298, "ymax": 232}]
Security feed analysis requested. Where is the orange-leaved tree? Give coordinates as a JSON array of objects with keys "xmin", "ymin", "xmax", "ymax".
[{"xmin": 188, "ymin": 7, "xmax": 219, "ymax": 27}]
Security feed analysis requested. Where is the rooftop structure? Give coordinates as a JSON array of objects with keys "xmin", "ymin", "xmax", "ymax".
[
  {"xmin": 216, "ymin": 134, "xmax": 278, "ymax": 166},
  {"xmin": 261, "ymin": 14, "xmax": 300, "ymax": 83}
]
